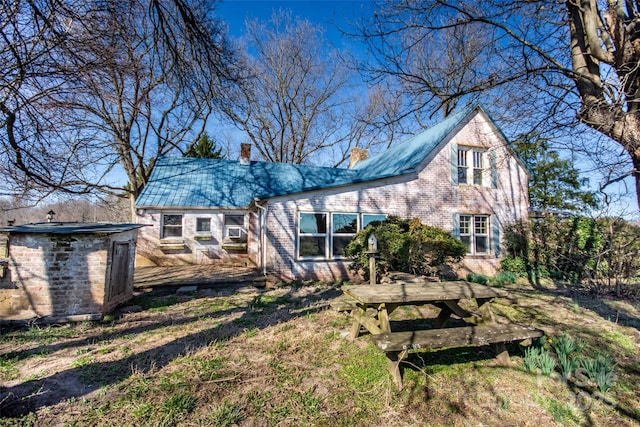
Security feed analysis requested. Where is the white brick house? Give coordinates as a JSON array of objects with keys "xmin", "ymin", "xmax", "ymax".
[{"xmin": 134, "ymin": 105, "xmax": 530, "ymax": 281}]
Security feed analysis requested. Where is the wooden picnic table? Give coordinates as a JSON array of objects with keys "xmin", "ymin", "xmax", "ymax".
[
  {"xmin": 342, "ymin": 281, "xmax": 508, "ymax": 338},
  {"xmin": 340, "ymin": 280, "xmax": 543, "ymax": 389}
]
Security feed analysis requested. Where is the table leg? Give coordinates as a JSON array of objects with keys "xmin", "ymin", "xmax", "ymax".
[
  {"xmin": 350, "ymin": 305, "xmax": 366, "ymax": 339},
  {"xmin": 476, "ymin": 297, "xmax": 510, "ymax": 365},
  {"xmin": 476, "ymin": 298, "xmax": 496, "ymax": 324},
  {"xmin": 493, "ymin": 344, "xmax": 511, "ymax": 365},
  {"xmin": 434, "ymin": 303, "xmax": 453, "ymax": 328},
  {"xmin": 377, "ymin": 303, "xmax": 395, "ymax": 333},
  {"xmin": 386, "ymin": 349, "xmax": 409, "ymax": 390},
  {"xmin": 349, "ymin": 304, "xmax": 383, "ymax": 338}
]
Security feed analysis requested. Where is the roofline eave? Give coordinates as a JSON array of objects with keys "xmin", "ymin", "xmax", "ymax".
[{"xmin": 134, "ymin": 205, "xmax": 252, "ymax": 211}]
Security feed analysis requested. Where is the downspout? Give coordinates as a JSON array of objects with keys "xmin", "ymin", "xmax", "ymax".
[{"xmin": 253, "ymin": 198, "xmax": 267, "ymax": 276}]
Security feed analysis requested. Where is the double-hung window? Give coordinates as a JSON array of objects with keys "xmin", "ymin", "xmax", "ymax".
[
  {"xmin": 196, "ymin": 217, "xmax": 211, "ymax": 233},
  {"xmin": 473, "ymin": 151, "xmax": 484, "ymax": 185},
  {"xmin": 161, "ymin": 214, "xmax": 183, "ymax": 239},
  {"xmin": 457, "ymin": 149, "xmax": 468, "ymax": 184},
  {"xmin": 459, "ymin": 214, "xmax": 490, "ymax": 255},
  {"xmin": 458, "ymin": 147, "xmax": 485, "ymax": 186}
]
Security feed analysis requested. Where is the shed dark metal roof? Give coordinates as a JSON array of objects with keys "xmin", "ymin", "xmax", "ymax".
[{"xmin": 0, "ymin": 222, "xmax": 145, "ymax": 234}]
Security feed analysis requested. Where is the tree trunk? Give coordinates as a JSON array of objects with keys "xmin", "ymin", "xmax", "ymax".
[
  {"xmin": 577, "ymin": 102, "xmax": 640, "ymax": 211},
  {"xmin": 567, "ymin": 1, "xmax": 640, "ymax": 211}
]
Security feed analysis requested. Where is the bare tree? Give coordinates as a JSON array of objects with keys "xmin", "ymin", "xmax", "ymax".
[
  {"xmin": 352, "ymin": 0, "xmax": 640, "ymax": 211},
  {"xmin": 333, "ymin": 83, "xmax": 411, "ymax": 165},
  {"xmin": 0, "ymin": 0, "xmax": 89, "ymax": 200},
  {"xmin": 220, "ymin": 11, "xmax": 354, "ymax": 165},
  {"xmin": 0, "ymin": 194, "xmax": 130, "ymax": 225},
  {"xmin": 0, "ymin": 0, "xmax": 237, "ymax": 216}
]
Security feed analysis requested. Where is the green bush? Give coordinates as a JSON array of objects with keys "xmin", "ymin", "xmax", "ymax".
[
  {"xmin": 492, "ymin": 271, "xmax": 517, "ymax": 287},
  {"xmin": 504, "ymin": 217, "xmax": 640, "ymax": 288},
  {"xmin": 500, "ymin": 256, "xmax": 528, "ymax": 276},
  {"xmin": 344, "ymin": 216, "xmax": 466, "ymax": 280},
  {"xmin": 467, "ymin": 273, "xmax": 489, "ymax": 285}
]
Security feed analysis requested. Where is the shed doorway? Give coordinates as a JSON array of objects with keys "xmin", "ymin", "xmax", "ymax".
[{"xmin": 108, "ymin": 242, "xmax": 131, "ymax": 301}]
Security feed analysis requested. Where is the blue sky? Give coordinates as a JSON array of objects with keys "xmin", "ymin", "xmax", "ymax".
[
  {"xmin": 208, "ymin": 1, "xmax": 640, "ymax": 218},
  {"xmin": 216, "ymin": 0, "xmax": 372, "ymax": 38}
]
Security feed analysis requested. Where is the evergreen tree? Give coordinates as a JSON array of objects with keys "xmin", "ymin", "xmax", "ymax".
[
  {"xmin": 184, "ymin": 134, "xmax": 225, "ymax": 159},
  {"xmin": 513, "ymin": 136, "xmax": 599, "ymax": 213}
]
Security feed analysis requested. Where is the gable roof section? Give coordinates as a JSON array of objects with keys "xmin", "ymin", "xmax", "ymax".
[
  {"xmin": 135, "ymin": 105, "xmax": 517, "ymax": 209},
  {"xmin": 350, "ymin": 105, "xmax": 474, "ymax": 180}
]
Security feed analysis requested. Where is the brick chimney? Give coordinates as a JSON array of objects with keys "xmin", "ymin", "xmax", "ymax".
[
  {"xmin": 349, "ymin": 147, "xmax": 368, "ymax": 169},
  {"xmin": 240, "ymin": 143, "xmax": 251, "ymax": 165}
]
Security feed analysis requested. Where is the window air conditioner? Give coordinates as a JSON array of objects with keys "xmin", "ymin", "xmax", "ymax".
[{"xmin": 227, "ymin": 227, "xmax": 242, "ymax": 239}]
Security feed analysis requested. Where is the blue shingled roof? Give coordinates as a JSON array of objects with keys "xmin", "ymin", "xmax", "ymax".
[
  {"xmin": 135, "ymin": 106, "xmax": 479, "ymax": 208},
  {"xmin": 135, "ymin": 157, "xmax": 361, "ymax": 208},
  {"xmin": 351, "ymin": 106, "xmax": 474, "ymax": 180}
]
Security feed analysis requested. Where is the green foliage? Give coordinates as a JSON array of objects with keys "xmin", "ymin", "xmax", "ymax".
[
  {"xmin": 551, "ymin": 333, "xmax": 582, "ymax": 358},
  {"xmin": 581, "ymin": 354, "xmax": 617, "ymax": 392},
  {"xmin": 522, "ymin": 343, "xmax": 558, "ymax": 376},
  {"xmin": 468, "ymin": 271, "xmax": 517, "ymax": 288},
  {"xmin": 0, "ymin": 355, "xmax": 18, "ymax": 381},
  {"xmin": 525, "ymin": 332, "xmax": 618, "ymax": 391},
  {"xmin": 466, "ymin": 273, "xmax": 488, "ymax": 285},
  {"xmin": 161, "ymin": 391, "xmax": 197, "ymax": 423},
  {"xmin": 557, "ymin": 352, "xmax": 580, "ymax": 379},
  {"xmin": 523, "ymin": 346, "xmax": 541, "ymax": 373},
  {"xmin": 538, "ymin": 349, "xmax": 556, "ymax": 376},
  {"xmin": 512, "ymin": 135, "xmax": 599, "ymax": 212},
  {"xmin": 500, "ymin": 256, "xmax": 528, "ymax": 276},
  {"xmin": 132, "ymin": 295, "xmax": 180, "ymax": 311},
  {"xmin": 551, "ymin": 333, "xmax": 583, "ymax": 379},
  {"xmin": 538, "ymin": 397, "xmax": 581, "ymax": 426},
  {"xmin": 503, "ymin": 216, "xmax": 640, "ymax": 289},
  {"xmin": 207, "ymin": 401, "xmax": 245, "ymax": 426},
  {"xmin": 184, "ymin": 133, "xmax": 225, "ymax": 159},
  {"xmin": 344, "ymin": 216, "xmax": 466, "ymax": 279},
  {"xmin": 492, "ymin": 271, "xmax": 517, "ymax": 287}
]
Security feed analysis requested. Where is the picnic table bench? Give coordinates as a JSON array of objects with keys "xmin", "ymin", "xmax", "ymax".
[{"xmin": 340, "ymin": 281, "xmax": 544, "ymax": 389}]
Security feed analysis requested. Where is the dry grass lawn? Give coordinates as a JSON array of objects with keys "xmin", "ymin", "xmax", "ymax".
[{"xmin": 0, "ymin": 279, "xmax": 639, "ymax": 426}]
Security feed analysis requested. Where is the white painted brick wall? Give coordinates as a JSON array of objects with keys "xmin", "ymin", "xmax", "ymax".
[{"xmin": 263, "ymin": 112, "xmax": 529, "ymax": 281}]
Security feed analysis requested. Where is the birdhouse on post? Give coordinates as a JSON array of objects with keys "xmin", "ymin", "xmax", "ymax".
[
  {"xmin": 367, "ymin": 234, "xmax": 378, "ymax": 253},
  {"xmin": 367, "ymin": 234, "xmax": 379, "ymax": 286}
]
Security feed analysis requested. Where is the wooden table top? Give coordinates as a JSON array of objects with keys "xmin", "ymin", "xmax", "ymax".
[{"xmin": 342, "ymin": 281, "xmax": 508, "ymax": 304}]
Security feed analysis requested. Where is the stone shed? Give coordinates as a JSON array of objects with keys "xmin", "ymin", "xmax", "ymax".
[{"xmin": 0, "ymin": 222, "xmax": 144, "ymax": 323}]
